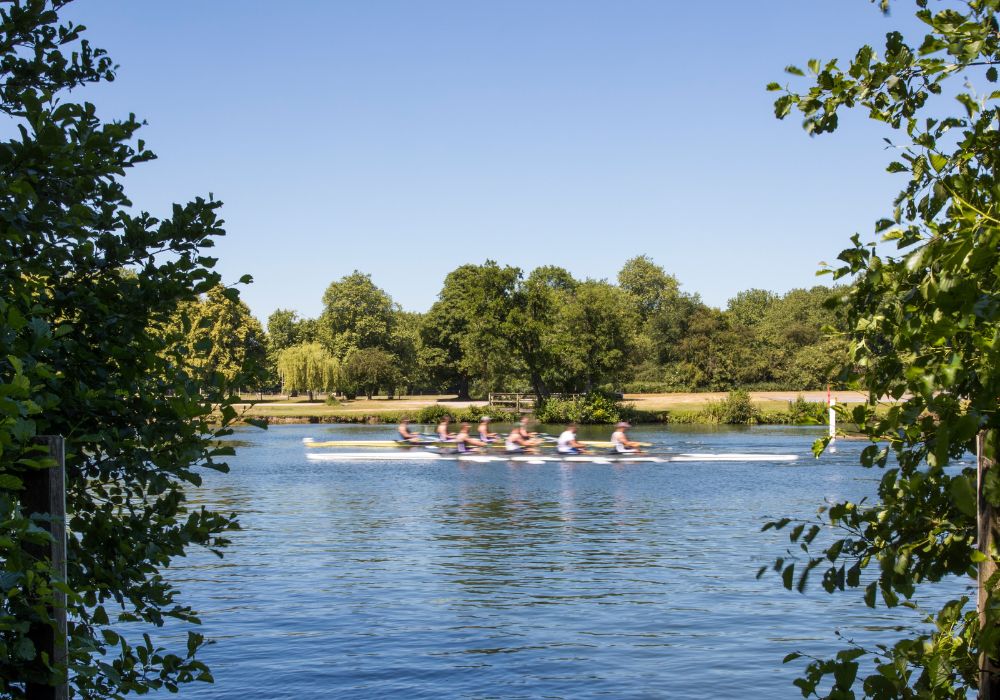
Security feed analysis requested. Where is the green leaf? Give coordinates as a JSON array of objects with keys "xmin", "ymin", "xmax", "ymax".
[
  {"xmin": 864, "ymin": 582, "xmax": 877, "ymax": 608},
  {"xmin": 0, "ymin": 474, "xmax": 23, "ymax": 490},
  {"xmin": 14, "ymin": 637, "xmax": 35, "ymax": 661},
  {"xmin": 949, "ymin": 474, "xmax": 976, "ymax": 518},
  {"xmin": 782, "ymin": 564, "xmax": 795, "ymax": 590}
]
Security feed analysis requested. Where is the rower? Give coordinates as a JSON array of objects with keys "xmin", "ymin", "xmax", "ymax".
[
  {"xmin": 397, "ymin": 418, "xmax": 424, "ymax": 443},
  {"xmin": 477, "ymin": 416, "xmax": 498, "ymax": 443},
  {"xmin": 505, "ymin": 417, "xmax": 540, "ymax": 454},
  {"xmin": 437, "ymin": 415, "xmax": 455, "ymax": 442},
  {"xmin": 611, "ymin": 421, "xmax": 642, "ymax": 454},
  {"xmin": 557, "ymin": 422, "xmax": 588, "ymax": 455},
  {"xmin": 454, "ymin": 422, "xmax": 487, "ymax": 453}
]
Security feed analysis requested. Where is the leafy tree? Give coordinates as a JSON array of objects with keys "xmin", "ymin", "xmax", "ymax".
[
  {"xmin": 390, "ymin": 310, "xmax": 425, "ymax": 395},
  {"xmin": 170, "ymin": 285, "xmax": 267, "ymax": 392},
  {"xmin": 726, "ymin": 288, "xmax": 776, "ymax": 328},
  {"xmin": 617, "ymin": 255, "xmax": 680, "ymax": 322},
  {"xmin": 545, "ymin": 280, "xmax": 639, "ymax": 393},
  {"xmin": 0, "ymin": 1, "xmax": 255, "ymax": 695},
  {"xmin": 319, "ymin": 271, "xmax": 396, "ymax": 359},
  {"xmin": 277, "ymin": 342, "xmax": 339, "ymax": 401},
  {"xmin": 267, "ymin": 309, "xmax": 302, "ymax": 357},
  {"xmin": 342, "ymin": 347, "xmax": 400, "ymax": 399},
  {"xmin": 672, "ymin": 307, "xmax": 766, "ymax": 390},
  {"xmin": 502, "ymin": 266, "xmax": 573, "ymax": 399},
  {"xmin": 419, "ymin": 262, "xmax": 520, "ymax": 398},
  {"xmin": 265, "ymin": 309, "xmax": 316, "ymax": 389},
  {"xmin": 766, "ymin": 2, "xmax": 1000, "ymax": 696}
]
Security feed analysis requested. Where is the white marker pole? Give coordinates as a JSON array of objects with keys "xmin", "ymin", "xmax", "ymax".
[{"xmin": 828, "ymin": 394, "xmax": 837, "ymax": 450}]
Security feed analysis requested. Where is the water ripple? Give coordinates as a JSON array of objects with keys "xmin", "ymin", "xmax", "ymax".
[{"xmin": 158, "ymin": 424, "xmax": 964, "ymax": 699}]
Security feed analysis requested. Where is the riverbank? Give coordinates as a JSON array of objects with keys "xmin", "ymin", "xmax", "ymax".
[{"xmin": 233, "ymin": 391, "xmax": 872, "ymax": 426}]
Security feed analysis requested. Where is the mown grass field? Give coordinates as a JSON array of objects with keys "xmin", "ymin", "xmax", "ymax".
[{"xmin": 233, "ymin": 391, "xmax": 875, "ymax": 424}]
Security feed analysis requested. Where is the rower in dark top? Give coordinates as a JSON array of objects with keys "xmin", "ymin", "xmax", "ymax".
[
  {"xmin": 397, "ymin": 418, "xmax": 424, "ymax": 444},
  {"xmin": 505, "ymin": 417, "xmax": 541, "ymax": 454},
  {"xmin": 454, "ymin": 422, "xmax": 487, "ymax": 453}
]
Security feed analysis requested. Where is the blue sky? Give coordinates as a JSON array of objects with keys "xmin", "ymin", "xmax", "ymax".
[{"xmin": 63, "ymin": 1, "xmax": 926, "ymax": 324}]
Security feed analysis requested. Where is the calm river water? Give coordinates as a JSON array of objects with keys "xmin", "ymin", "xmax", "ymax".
[{"xmin": 163, "ymin": 423, "xmax": 970, "ymax": 699}]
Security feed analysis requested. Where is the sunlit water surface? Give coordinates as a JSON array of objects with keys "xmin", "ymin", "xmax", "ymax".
[{"xmin": 156, "ymin": 424, "xmax": 969, "ymax": 698}]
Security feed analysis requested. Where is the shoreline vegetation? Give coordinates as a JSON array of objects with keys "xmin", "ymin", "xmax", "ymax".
[{"xmin": 234, "ymin": 390, "xmax": 876, "ymax": 427}]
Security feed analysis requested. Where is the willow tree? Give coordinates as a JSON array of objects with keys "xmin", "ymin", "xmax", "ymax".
[
  {"xmin": 766, "ymin": 1, "xmax": 1000, "ymax": 696},
  {"xmin": 277, "ymin": 343, "xmax": 340, "ymax": 401},
  {"xmin": 0, "ymin": 1, "xmax": 256, "ymax": 696}
]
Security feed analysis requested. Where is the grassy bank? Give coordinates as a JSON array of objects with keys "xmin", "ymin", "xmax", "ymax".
[{"xmin": 234, "ymin": 391, "xmax": 867, "ymax": 427}]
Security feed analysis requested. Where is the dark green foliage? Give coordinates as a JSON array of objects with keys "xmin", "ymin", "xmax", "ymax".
[
  {"xmin": 766, "ymin": 1, "xmax": 1000, "ymax": 695},
  {"xmin": 418, "ymin": 261, "xmax": 520, "ymax": 398},
  {"xmin": 0, "ymin": 2, "xmax": 258, "ymax": 695},
  {"xmin": 341, "ymin": 347, "xmax": 400, "ymax": 399},
  {"xmin": 279, "ymin": 261, "xmax": 848, "ymax": 400}
]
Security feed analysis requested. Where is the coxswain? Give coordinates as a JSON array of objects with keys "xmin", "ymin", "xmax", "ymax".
[
  {"xmin": 437, "ymin": 415, "xmax": 455, "ymax": 442},
  {"xmin": 477, "ymin": 416, "xmax": 498, "ymax": 443},
  {"xmin": 454, "ymin": 422, "xmax": 487, "ymax": 453},
  {"xmin": 397, "ymin": 418, "xmax": 424, "ymax": 444},
  {"xmin": 557, "ymin": 422, "xmax": 588, "ymax": 455},
  {"xmin": 610, "ymin": 421, "xmax": 642, "ymax": 454}
]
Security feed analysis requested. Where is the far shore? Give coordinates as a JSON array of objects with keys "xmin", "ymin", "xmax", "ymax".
[{"xmin": 232, "ymin": 390, "xmax": 876, "ymax": 425}]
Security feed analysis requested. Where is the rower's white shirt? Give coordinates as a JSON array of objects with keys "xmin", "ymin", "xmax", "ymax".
[
  {"xmin": 557, "ymin": 430, "xmax": 575, "ymax": 452},
  {"xmin": 611, "ymin": 430, "xmax": 635, "ymax": 453}
]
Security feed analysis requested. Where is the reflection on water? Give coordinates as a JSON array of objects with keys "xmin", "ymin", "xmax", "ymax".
[{"xmin": 161, "ymin": 424, "xmax": 969, "ymax": 699}]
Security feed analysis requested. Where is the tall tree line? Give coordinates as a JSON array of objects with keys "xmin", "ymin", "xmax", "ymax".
[{"xmin": 237, "ymin": 258, "xmax": 849, "ymax": 399}]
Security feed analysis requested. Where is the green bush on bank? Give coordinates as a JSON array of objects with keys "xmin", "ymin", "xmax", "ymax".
[
  {"xmin": 535, "ymin": 393, "xmax": 634, "ymax": 424},
  {"xmin": 412, "ymin": 404, "xmax": 518, "ymax": 425},
  {"xmin": 701, "ymin": 390, "xmax": 759, "ymax": 424}
]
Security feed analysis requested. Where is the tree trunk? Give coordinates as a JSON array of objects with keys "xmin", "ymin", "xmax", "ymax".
[
  {"xmin": 530, "ymin": 372, "xmax": 548, "ymax": 403},
  {"xmin": 979, "ymin": 430, "xmax": 1000, "ymax": 699},
  {"xmin": 456, "ymin": 375, "xmax": 471, "ymax": 401}
]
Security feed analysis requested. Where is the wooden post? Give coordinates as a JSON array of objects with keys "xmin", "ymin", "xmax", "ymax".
[
  {"xmin": 23, "ymin": 436, "xmax": 68, "ymax": 700},
  {"xmin": 979, "ymin": 430, "xmax": 1000, "ymax": 699}
]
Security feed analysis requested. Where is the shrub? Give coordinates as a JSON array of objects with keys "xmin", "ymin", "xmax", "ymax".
[
  {"xmin": 535, "ymin": 393, "xmax": 630, "ymax": 424},
  {"xmin": 787, "ymin": 395, "xmax": 826, "ymax": 424},
  {"xmin": 701, "ymin": 390, "xmax": 760, "ymax": 424},
  {"xmin": 413, "ymin": 404, "xmax": 454, "ymax": 424}
]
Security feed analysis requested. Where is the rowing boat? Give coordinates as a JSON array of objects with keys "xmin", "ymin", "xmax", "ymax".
[
  {"xmin": 301, "ymin": 438, "xmax": 654, "ymax": 449},
  {"xmin": 304, "ymin": 451, "xmax": 798, "ymax": 463}
]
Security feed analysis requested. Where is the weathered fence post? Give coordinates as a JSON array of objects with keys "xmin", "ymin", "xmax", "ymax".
[
  {"xmin": 979, "ymin": 430, "xmax": 1000, "ymax": 699},
  {"xmin": 24, "ymin": 436, "xmax": 68, "ymax": 700}
]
